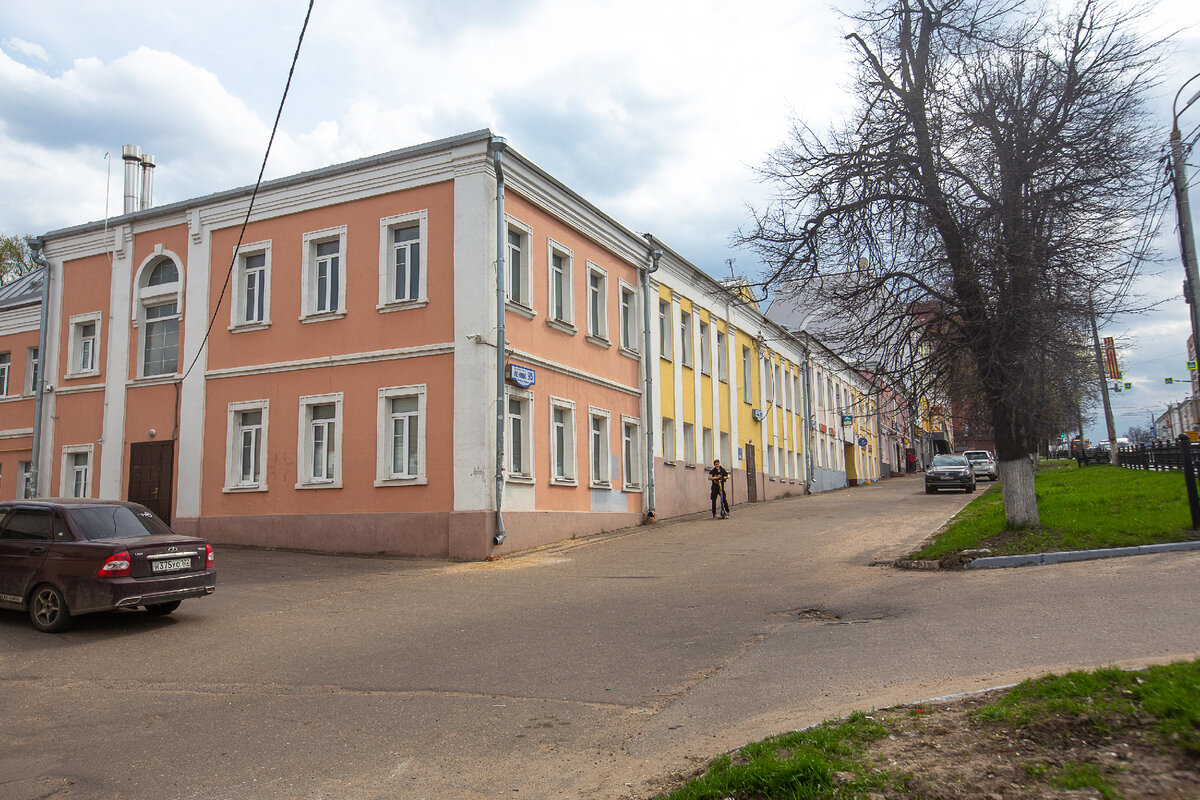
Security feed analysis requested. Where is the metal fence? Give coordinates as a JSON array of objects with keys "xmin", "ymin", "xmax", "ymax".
[{"xmin": 1116, "ymin": 441, "xmax": 1200, "ymax": 471}]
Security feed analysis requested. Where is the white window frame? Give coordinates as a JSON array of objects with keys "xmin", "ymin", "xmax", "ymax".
[
  {"xmin": 224, "ymin": 399, "xmax": 269, "ymax": 492},
  {"xmin": 505, "ymin": 218, "xmax": 533, "ymax": 311},
  {"xmin": 231, "ymin": 240, "xmax": 272, "ymax": 330},
  {"xmin": 0, "ymin": 351, "xmax": 9, "ymax": 397},
  {"xmin": 505, "ymin": 388, "xmax": 535, "ymax": 482},
  {"xmin": 586, "ymin": 262, "xmax": 609, "ymax": 343},
  {"xmin": 662, "ymin": 417, "xmax": 675, "ymax": 463},
  {"xmin": 682, "ymin": 421, "xmax": 696, "ymax": 466},
  {"xmin": 17, "ymin": 460, "xmax": 32, "ymax": 499},
  {"xmin": 621, "ymin": 416, "xmax": 642, "ymax": 490},
  {"xmin": 720, "ymin": 431, "xmax": 732, "ymax": 467},
  {"xmin": 588, "ymin": 407, "xmax": 611, "ymax": 487},
  {"xmin": 699, "ymin": 320, "xmax": 711, "ymax": 375},
  {"xmin": 546, "ymin": 239, "xmax": 575, "ymax": 330},
  {"xmin": 378, "ymin": 211, "xmax": 428, "ymax": 310},
  {"xmin": 742, "ymin": 346, "xmax": 753, "ymax": 403},
  {"xmin": 659, "ymin": 300, "xmax": 673, "ymax": 361},
  {"xmin": 376, "ymin": 384, "xmax": 427, "ymax": 485},
  {"xmin": 680, "ymin": 311, "xmax": 693, "ymax": 368},
  {"xmin": 618, "ymin": 280, "xmax": 639, "ymax": 354},
  {"xmin": 60, "ymin": 443, "xmax": 94, "ymax": 499},
  {"xmin": 702, "ymin": 426, "xmax": 714, "ymax": 466},
  {"xmin": 66, "ymin": 312, "xmax": 102, "ymax": 378},
  {"xmin": 716, "ymin": 329, "xmax": 728, "ymax": 382},
  {"xmin": 133, "ymin": 250, "xmax": 184, "ymax": 380},
  {"xmin": 297, "ymin": 392, "xmax": 343, "ymax": 488},
  {"xmin": 301, "ymin": 226, "xmax": 348, "ymax": 321},
  {"xmin": 25, "ymin": 346, "xmax": 40, "ymax": 395},
  {"xmin": 548, "ymin": 396, "xmax": 578, "ymax": 485}
]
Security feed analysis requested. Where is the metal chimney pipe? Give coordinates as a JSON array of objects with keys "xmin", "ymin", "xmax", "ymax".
[
  {"xmin": 122, "ymin": 145, "xmax": 142, "ymax": 214},
  {"xmin": 139, "ymin": 153, "xmax": 156, "ymax": 210}
]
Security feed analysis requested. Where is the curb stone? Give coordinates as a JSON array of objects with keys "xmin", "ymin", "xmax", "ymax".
[{"xmin": 964, "ymin": 540, "xmax": 1200, "ymax": 569}]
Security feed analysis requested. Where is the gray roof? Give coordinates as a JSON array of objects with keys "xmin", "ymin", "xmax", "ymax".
[{"xmin": 0, "ymin": 267, "xmax": 45, "ymax": 310}]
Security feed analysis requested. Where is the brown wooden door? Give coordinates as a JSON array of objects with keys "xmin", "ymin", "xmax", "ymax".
[
  {"xmin": 128, "ymin": 441, "xmax": 174, "ymax": 524},
  {"xmin": 744, "ymin": 443, "xmax": 758, "ymax": 502}
]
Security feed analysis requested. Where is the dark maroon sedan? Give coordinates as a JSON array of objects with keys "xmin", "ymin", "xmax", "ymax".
[{"xmin": 0, "ymin": 499, "xmax": 216, "ymax": 632}]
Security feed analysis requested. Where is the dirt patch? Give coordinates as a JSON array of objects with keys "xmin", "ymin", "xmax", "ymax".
[{"xmin": 636, "ymin": 690, "xmax": 1200, "ymax": 799}]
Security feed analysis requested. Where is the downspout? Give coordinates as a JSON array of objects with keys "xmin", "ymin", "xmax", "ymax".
[
  {"xmin": 492, "ymin": 137, "xmax": 508, "ymax": 545},
  {"xmin": 641, "ymin": 234, "xmax": 662, "ymax": 521},
  {"xmin": 27, "ymin": 238, "xmax": 52, "ymax": 498},
  {"xmin": 795, "ymin": 316, "xmax": 815, "ymax": 494}
]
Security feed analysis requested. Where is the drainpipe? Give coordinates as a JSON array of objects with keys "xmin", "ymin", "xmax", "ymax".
[
  {"xmin": 492, "ymin": 137, "xmax": 508, "ymax": 545},
  {"xmin": 641, "ymin": 235, "xmax": 662, "ymax": 522},
  {"xmin": 794, "ymin": 315, "xmax": 815, "ymax": 494},
  {"xmin": 27, "ymin": 238, "xmax": 52, "ymax": 498}
]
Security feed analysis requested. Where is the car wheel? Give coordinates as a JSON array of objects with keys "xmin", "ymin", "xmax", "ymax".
[
  {"xmin": 144, "ymin": 600, "xmax": 183, "ymax": 616},
  {"xmin": 29, "ymin": 584, "xmax": 72, "ymax": 633}
]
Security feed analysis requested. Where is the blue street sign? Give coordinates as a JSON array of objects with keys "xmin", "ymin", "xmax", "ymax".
[{"xmin": 506, "ymin": 364, "xmax": 535, "ymax": 388}]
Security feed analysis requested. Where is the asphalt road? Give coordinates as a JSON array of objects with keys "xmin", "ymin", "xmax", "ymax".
[{"xmin": 2, "ymin": 476, "xmax": 1198, "ymax": 799}]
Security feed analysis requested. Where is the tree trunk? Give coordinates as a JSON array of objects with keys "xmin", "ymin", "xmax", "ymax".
[{"xmin": 998, "ymin": 457, "xmax": 1038, "ymax": 527}]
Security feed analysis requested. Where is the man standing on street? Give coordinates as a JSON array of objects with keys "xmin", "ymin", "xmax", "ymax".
[{"xmin": 708, "ymin": 459, "xmax": 730, "ymax": 519}]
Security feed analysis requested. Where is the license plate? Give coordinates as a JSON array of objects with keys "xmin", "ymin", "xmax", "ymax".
[{"xmin": 151, "ymin": 558, "xmax": 192, "ymax": 573}]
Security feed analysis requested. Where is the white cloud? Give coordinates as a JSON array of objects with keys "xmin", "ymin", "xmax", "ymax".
[{"xmin": 4, "ymin": 37, "xmax": 49, "ymax": 62}]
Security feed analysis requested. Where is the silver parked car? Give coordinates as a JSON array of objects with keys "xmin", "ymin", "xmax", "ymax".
[{"xmin": 962, "ymin": 450, "xmax": 998, "ymax": 481}]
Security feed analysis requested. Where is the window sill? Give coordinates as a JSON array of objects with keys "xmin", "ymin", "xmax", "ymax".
[
  {"xmin": 663, "ymin": 459, "xmax": 676, "ymax": 467},
  {"xmin": 377, "ymin": 299, "xmax": 429, "ymax": 314},
  {"xmin": 300, "ymin": 311, "xmax": 347, "ymax": 324},
  {"xmin": 229, "ymin": 322, "xmax": 271, "ymax": 333},
  {"xmin": 546, "ymin": 318, "xmax": 577, "ymax": 335},
  {"xmin": 585, "ymin": 334, "xmax": 611, "ymax": 348},
  {"xmin": 63, "ymin": 370, "xmax": 102, "ymax": 381},
  {"xmin": 295, "ymin": 480, "xmax": 343, "ymax": 490},
  {"xmin": 128, "ymin": 374, "xmax": 179, "ymax": 387},
  {"xmin": 684, "ymin": 463, "xmax": 697, "ymax": 469},
  {"xmin": 660, "ymin": 355, "xmax": 673, "ymax": 363},
  {"xmin": 549, "ymin": 477, "xmax": 579, "ymax": 487},
  {"xmin": 622, "ymin": 484, "xmax": 643, "ymax": 493},
  {"xmin": 505, "ymin": 474, "xmax": 535, "ymax": 485},
  {"xmin": 589, "ymin": 480, "xmax": 612, "ymax": 489},
  {"xmin": 375, "ymin": 476, "xmax": 429, "ymax": 487},
  {"xmin": 223, "ymin": 484, "xmax": 269, "ymax": 493},
  {"xmin": 505, "ymin": 301, "xmax": 536, "ymax": 320},
  {"xmin": 618, "ymin": 346, "xmax": 640, "ymax": 360}
]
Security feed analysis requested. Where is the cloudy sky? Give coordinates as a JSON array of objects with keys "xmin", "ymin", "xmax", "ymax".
[{"xmin": 1, "ymin": 0, "xmax": 1196, "ymax": 443}]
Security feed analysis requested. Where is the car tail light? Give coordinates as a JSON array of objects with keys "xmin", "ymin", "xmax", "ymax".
[
  {"xmin": 98, "ymin": 551, "xmax": 132, "ymax": 578},
  {"xmin": 205, "ymin": 544, "xmax": 214, "ymax": 568}
]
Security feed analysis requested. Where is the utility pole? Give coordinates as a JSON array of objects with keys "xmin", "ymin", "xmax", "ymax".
[{"xmin": 1171, "ymin": 74, "xmax": 1200, "ymax": 432}]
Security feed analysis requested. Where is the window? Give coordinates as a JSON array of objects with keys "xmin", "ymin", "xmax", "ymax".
[
  {"xmin": 17, "ymin": 461, "xmax": 32, "ymax": 499},
  {"xmin": 301, "ymin": 226, "xmax": 347, "ymax": 319},
  {"xmin": 588, "ymin": 408, "xmax": 611, "ymax": 486},
  {"xmin": 225, "ymin": 400, "xmax": 269, "ymax": 491},
  {"xmin": 379, "ymin": 212, "xmax": 427, "ymax": 308},
  {"xmin": 0, "ymin": 352, "xmax": 9, "ymax": 396},
  {"xmin": 742, "ymin": 346, "xmax": 753, "ymax": 403},
  {"xmin": 68, "ymin": 313, "xmax": 101, "ymax": 376},
  {"xmin": 375, "ymin": 385, "xmax": 426, "ymax": 484},
  {"xmin": 766, "ymin": 445, "xmax": 775, "ymax": 477},
  {"xmin": 549, "ymin": 398, "xmax": 577, "ymax": 484},
  {"xmin": 298, "ymin": 393, "xmax": 343, "ymax": 488},
  {"xmin": 505, "ymin": 221, "xmax": 532, "ymax": 309},
  {"xmin": 764, "ymin": 357, "xmax": 774, "ymax": 404},
  {"xmin": 135, "ymin": 252, "xmax": 183, "ymax": 378},
  {"xmin": 26, "ymin": 347, "xmax": 40, "ymax": 394},
  {"xmin": 60, "ymin": 444, "xmax": 93, "ymax": 498},
  {"xmin": 680, "ymin": 311, "xmax": 693, "ymax": 367},
  {"xmin": 702, "ymin": 426, "xmax": 713, "ymax": 466},
  {"xmin": 659, "ymin": 300, "xmax": 673, "ymax": 360},
  {"xmin": 662, "ymin": 417, "xmax": 675, "ymax": 462},
  {"xmin": 547, "ymin": 241, "xmax": 573, "ymax": 326},
  {"xmin": 232, "ymin": 241, "xmax": 271, "ymax": 328},
  {"xmin": 682, "ymin": 421, "xmax": 696, "ymax": 465},
  {"xmin": 720, "ymin": 431, "xmax": 732, "ymax": 466},
  {"xmin": 699, "ymin": 321, "xmax": 711, "ymax": 375},
  {"xmin": 716, "ymin": 330, "xmax": 728, "ymax": 382},
  {"xmin": 505, "ymin": 390, "xmax": 534, "ymax": 480},
  {"xmin": 622, "ymin": 417, "xmax": 641, "ymax": 489},
  {"xmin": 619, "ymin": 282, "xmax": 638, "ymax": 352},
  {"xmin": 587, "ymin": 264, "xmax": 608, "ymax": 341}
]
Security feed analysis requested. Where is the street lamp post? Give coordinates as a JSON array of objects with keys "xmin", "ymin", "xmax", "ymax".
[{"xmin": 1171, "ymin": 73, "xmax": 1200, "ymax": 432}]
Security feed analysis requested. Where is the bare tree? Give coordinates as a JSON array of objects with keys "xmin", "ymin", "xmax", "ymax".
[{"xmin": 741, "ymin": 0, "xmax": 1165, "ymax": 525}]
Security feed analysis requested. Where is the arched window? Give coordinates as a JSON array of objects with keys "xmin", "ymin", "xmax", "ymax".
[{"xmin": 135, "ymin": 253, "xmax": 183, "ymax": 378}]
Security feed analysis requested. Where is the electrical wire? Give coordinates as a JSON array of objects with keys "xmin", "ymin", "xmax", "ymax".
[{"xmin": 179, "ymin": 0, "xmax": 315, "ymax": 383}]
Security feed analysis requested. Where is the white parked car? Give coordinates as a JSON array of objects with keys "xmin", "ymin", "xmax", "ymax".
[{"xmin": 962, "ymin": 450, "xmax": 998, "ymax": 481}]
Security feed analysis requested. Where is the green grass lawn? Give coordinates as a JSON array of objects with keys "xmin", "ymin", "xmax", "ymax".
[
  {"xmin": 911, "ymin": 461, "xmax": 1198, "ymax": 559},
  {"xmin": 653, "ymin": 659, "xmax": 1200, "ymax": 799}
]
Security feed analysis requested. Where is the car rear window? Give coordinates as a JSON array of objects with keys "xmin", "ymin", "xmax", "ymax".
[{"xmin": 67, "ymin": 506, "xmax": 174, "ymax": 540}]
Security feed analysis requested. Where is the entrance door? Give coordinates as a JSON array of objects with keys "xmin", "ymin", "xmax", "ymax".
[
  {"xmin": 129, "ymin": 441, "xmax": 174, "ymax": 524},
  {"xmin": 744, "ymin": 443, "xmax": 758, "ymax": 502}
]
